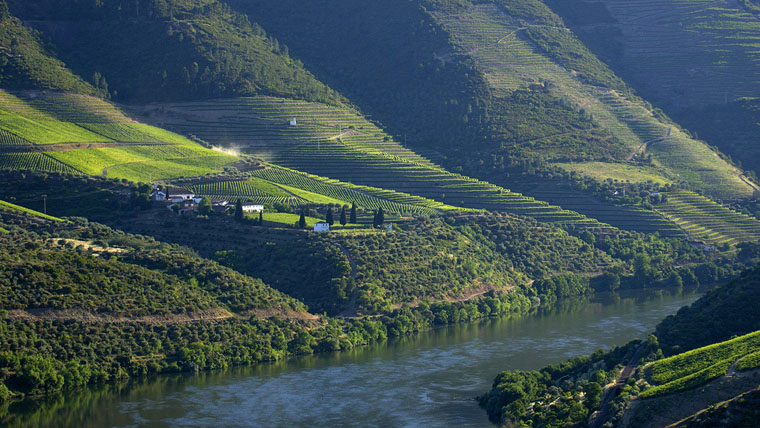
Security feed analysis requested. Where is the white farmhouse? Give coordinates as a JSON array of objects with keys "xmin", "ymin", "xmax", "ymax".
[
  {"xmin": 289, "ymin": 118, "xmax": 297, "ymax": 126},
  {"xmin": 242, "ymin": 203, "xmax": 264, "ymax": 213},
  {"xmin": 314, "ymin": 222, "xmax": 329, "ymax": 232}
]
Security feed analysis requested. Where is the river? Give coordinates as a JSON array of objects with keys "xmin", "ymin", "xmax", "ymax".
[{"xmin": 3, "ymin": 289, "xmax": 701, "ymax": 428}]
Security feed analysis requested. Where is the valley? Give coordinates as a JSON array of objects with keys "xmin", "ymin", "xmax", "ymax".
[{"xmin": 0, "ymin": 0, "xmax": 759, "ymax": 426}]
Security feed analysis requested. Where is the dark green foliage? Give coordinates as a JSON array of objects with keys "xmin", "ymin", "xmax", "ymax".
[
  {"xmin": 479, "ymin": 342, "xmax": 638, "ymax": 426},
  {"xmin": 0, "ymin": 7, "xmax": 98, "ymax": 95},
  {"xmin": 298, "ymin": 210, "xmax": 306, "ymax": 228},
  {"xmin": 679, "ymin": 387, "xmax": 760, "ymax": 427},
  {"xmin": 350, "ymin": 202, "xmax": 357, "ymax": 224},
  {"xmin": 198, "ymin": 197, "xmax": 212, "ymax": 215},
  {"xmin": 5, "ymin": 0, "xmax": 344, "ymax": 104},
  {"xmin": 234, "ymin": 199, "xmax": 243, "ymax": 221},
  {"xmin": 339, "ymin": 206, "xmax": 347, "ymax": 226},
  {"xmin": 0, "ymin": 217, "xmax": 305, "ymax": 315},
  {"xmin": 372, "ymin": 207, "xmax": 384, "ymax": 228},
  {"xmin": 325, "ymin": 207, "xmax": 334, "ymax": 225},
  {"xmin": 655, "ymin": 265, "xmax": 760, "ymax": 356},
  {"xmin": 232, "ymin": 0, "xmax": 488, "ymax": 150}
]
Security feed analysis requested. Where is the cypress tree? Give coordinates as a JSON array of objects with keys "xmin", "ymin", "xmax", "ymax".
[
  {"xmin": 350, "ymin": 202, "xmax": 357, "ymax": 223},
  {"xmin": 299, "ymin": 210, "xmax": 306, "ymax": 228},
  {"xmin": 259, "ymin": 210, "xmax": 263, "ymax": 225},
  {"xmin": 0, "ymin": 2, "xmax": 9, "ymax": 21},
  {"xmin": 340, "ymin": 206, "xmax": 347, "ymax": 226},
  {"xmin": 235, "ymin": 199, "xmax": 243, "ymax": 221},
  {"xmin": 326, "ymin": 207, "xmax": 334, "ymax": 225},
  {"xmin": 377, "ymin": 207, "xmax": 384, "ymax": 227}
]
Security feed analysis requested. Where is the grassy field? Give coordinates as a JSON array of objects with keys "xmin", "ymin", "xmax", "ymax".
[
  {"xmin": 0, "ymin": 199, "xmax": 64, "ymax": 222},
  {"xmin": 431, "ymin": 3, "xmax": 754, "ymax": 200},
  {"xmin": 641, "ymin": 330, "xmax": 760, "ymax": 398},
  {"xmin": 256, "ymin": 212, "xmax": 322, "ymax": 228},
  {"xmin": 0, "ymin": 90, "xmax": 238, "ymax": 182},
  {"xmin": 553, "ymin": 161, "xmax": 672, "ymax": 184},
  {"xmin": 143, "ymin": 96, "xmax": 617, "ymax": 232}
]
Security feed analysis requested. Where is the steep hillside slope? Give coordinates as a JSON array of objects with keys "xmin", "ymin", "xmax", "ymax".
[
  {"xmin": 547, "ymin": 0, "xmax": 760, "ymax": 176},
  {"xmin": 4, "ymin": 0, "xmax": 342, "ymax": 104},
  {"xmin": 0, "ymin": 2, "xmax": 98, "ymax": 95},
  {"xmin": 234, "ymin": 0, "xmax": 755, "ymax": 201},
  {"xmin": 138, "ymin": 95, "xmax": 619, "ymax": 231}
]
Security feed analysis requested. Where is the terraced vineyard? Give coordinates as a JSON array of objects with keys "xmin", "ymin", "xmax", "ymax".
[
  {"xmin": 655, "ymin": 190, "xmax": 760, "ymax": 244},
  {"xmin": 642, "ymin": 329, "xmax": 760, "ymax": 398},
  {"xmin": 146, "ymin": 97, "xmax": 617, "ymax": 231},
  {"xmin": 589, "ymin": 0, "xmax": 760, "ymax": 107},
  {"xmin": 189, "ymin": 177, "xmax": 307, "ymax": 206},
  {"xmin": 431, "ymin": 3, "xmax": 754, "ymax": 200},
  {"xmin": 250, "ymin": 166, "xmax": 453, "ymax": 215},
  {"xmin": 522, "ymin": 187, "xmax": 686, "ymax": 238},
  {"xmin": 0, "ymin": 153, "xmax": 80, "ymax": 174},
  {"xmin": 0, "ymin": 90, "xmax": 238, "ymax": 181}
]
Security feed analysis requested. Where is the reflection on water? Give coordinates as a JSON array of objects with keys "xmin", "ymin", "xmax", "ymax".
[{"xmin": 2, "ymin": 288, "xmax": 702, "ymax": 428}]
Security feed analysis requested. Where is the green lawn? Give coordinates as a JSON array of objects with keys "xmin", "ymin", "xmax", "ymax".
[{"xmin": 553, "ymin": 161, "xmax": 672, "ymax": 184}]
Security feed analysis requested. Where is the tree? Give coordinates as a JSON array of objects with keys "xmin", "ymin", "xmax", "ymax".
[
  {"xmin": 299, "ymin": 210, "xmax": 306, "ymax": 228},
  {"xmin": 340, "ymin": 206, "xmax": 347, "ymax": 226},
  {"xmin": 350, "ymin": 202, "xmax": 357, "ymax": 223},
  {"xmin": 258, "ymin": 210, "xmax": 263, "ymax": 225},
  {"xmin": 373, "ymin": 207, "xmax": 385, "ymax": 228},
  {"xmin": 235, "ymin": 199, "xmax": 243, "ymax": 221},
  {"xmin": 326, "ymin": 207, "xmax": 334, "ymax": 225},
  {"xmin": 198, "ymin": 197, "xmax": 212, "ymax": 215},
  {"xmin": 0, "ymin": 1, "xmax": 9, "ymax": 21}
]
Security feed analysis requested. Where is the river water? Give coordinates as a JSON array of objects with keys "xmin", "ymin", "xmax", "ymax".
[{"xmin": 4, "ymin": 290, "xmax": 701, "ymax": 428}]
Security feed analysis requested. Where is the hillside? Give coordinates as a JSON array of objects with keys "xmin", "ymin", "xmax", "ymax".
[
  {"xmin": 134, "ymin": 95, "xmax": 619, "ymax": 231},
  {"xmin": 0, "ymin": 89, "xmax": 237, "ymax": 181},
  {"xmin": 0, "ymin": 2, "xmax": 98, "ymax": 96},
  {"xmin": 546, "ymin": 0, "xmax": 760, "ymax": 177},
  {"xmin": 233, "ymin": 0, "xmax": 756, "ymax": 204},
  {"xmin": 479, "ymin": 263, "xmax": 760, "ymax": 427},
  {"xmin": 3, "ymin": 0, "xmax": 342, "ymax": 105}
]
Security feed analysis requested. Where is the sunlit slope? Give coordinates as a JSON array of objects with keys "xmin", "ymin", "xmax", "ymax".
[
  {"xmin": 187, "ymin": 165, "xmax": 458, "ymax": 215},
  {"xmin": 143, "ymin": 96, "xmax": 615, "ymax": 230},
  {"xmin": 0, "ymin": 90, "xmax": 236, "ymax": 181},
  {"xmin": 430, "ymin": 3, "xmax": 754, "ymax": 200},
  {"xmin": 655, "ymin": 190, "xmax": 760, "ymax": 245}
]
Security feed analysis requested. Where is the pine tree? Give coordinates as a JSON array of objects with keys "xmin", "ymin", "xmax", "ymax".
[
  {"xmin": 340, "ymin": 206, "xmax": 347, "ymax": 226},
  {"xmin": 299, "ymin": 210, "xmax": 306, "ymax": 228},
  {"xmin": 377, "ymin": 207, "xmax": 384, "ymax": 227},
  {"xmin": 235, "ymin": 199, "xmax": 243, "ymax": 221},
  {"xmin": 326, "ymin": 207, "xmax": 334, "ymax": 225},
  {"xmin": 259, "ymin": 210, "xmax": 263, "ymax": 225},
  {"xmin": 350, "ymin": 202, "xmax": 357, "ymax": 224}
]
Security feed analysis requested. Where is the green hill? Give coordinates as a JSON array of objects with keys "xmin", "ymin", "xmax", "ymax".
[
  {"xmin": 139, "ymin": 95, "xmax": 619, "ymax": 231},
  {"xmin": 4, "ymin": 0, "xmax": 343, "ymax": 105},
  {"xmin": 641, "ymin": 330, "xmax": 760, "ymax": 398},
  {"xmin": 0, "ymin": 2, "xmax": 98, "ymax": 96},
  {"xmin": 234, "ymin": 0, "xmax": 756, "ymax": 202},
  {"xmin": 0, "ymin": 90, "xmax": 237, "ymax": 181},
  {"xmin": 547, "ymin": 0, "xmax": 760, "ymax": 177}
]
